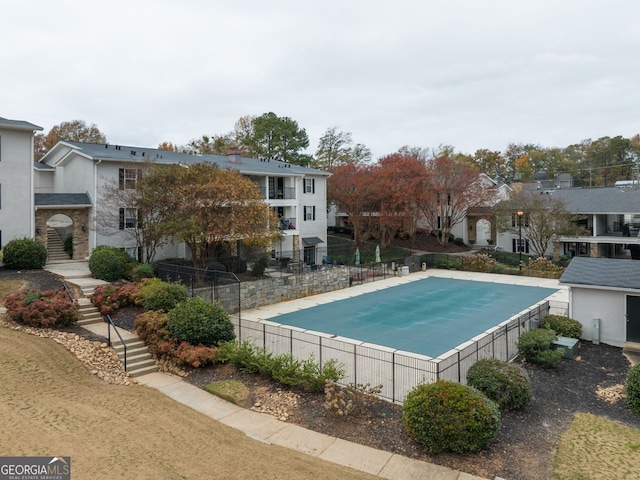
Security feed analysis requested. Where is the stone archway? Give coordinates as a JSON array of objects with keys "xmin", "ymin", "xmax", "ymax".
[{"xmin": 34, "ymin": 209, "xmax": 90, "ymax": 261}]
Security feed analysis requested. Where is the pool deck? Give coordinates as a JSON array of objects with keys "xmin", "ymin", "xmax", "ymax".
[{"xmin": 242, "ymin": 269, "xmax": 568, "ymax": 323}]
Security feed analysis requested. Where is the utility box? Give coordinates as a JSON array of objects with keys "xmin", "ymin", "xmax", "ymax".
[
  {"xmin": 592, "ymin": 317, "xmax": 600, "ymax": 345},
  {"xmin": 401, "ymin": 266, "xmax": 409, "ymax": 276},
  {"xmin": 552, "ymin": 336, "xmax": 579, "ymax": 359}
]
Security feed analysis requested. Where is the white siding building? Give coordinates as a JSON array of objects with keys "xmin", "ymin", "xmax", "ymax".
[
  {"xmin": 0, "ymin": 117, "xmax": 42, "ymax": 249},
  {"xmin": 36, "ymin": 142, "xmax": 330, "ymax": 264}
]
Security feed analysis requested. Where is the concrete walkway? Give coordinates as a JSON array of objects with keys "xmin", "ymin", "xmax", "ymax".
[{"xmin": 43, "ymin": 260, "xmax": 487, "ymax": 480}]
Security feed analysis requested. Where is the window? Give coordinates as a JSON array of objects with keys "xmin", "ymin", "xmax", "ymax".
[
  {"xmin": 512, "ymin": 238, "xmax": 530, "ymax": 254},
  {"xmin": 511, "ymin": 213, "xmax": 529, "ymax": 227},
  {"xmin": 119, "ymin": 168, "xmax": 141, "ymax": 190},
  {"xmin": 119, "ymin": 208, "xmax": 138, "ymax": 229},
  {"xmin": 304, "ymin": 178, "xmax": 315, "ymax": 194},
  {"xmin": 304, "ymin": 206, "xmax": 316, "ymax": 221}
]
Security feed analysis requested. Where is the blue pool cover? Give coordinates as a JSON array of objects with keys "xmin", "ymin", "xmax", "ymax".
[{"xmin": 267, "ymin": 277, "xmax": 557, "ymax": 358}]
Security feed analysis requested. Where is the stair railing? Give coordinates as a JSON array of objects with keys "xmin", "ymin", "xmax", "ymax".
[
  {"xmin": 62, "ymin": 282, "xmax": 75, "ymax": 303},
  {"xmin": 105, "ymin": 314, "xmax": 128, "ymax": 372}
]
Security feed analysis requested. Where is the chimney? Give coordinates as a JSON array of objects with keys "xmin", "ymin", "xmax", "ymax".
[{"xmin": 227, "ymin": 149, "xmax": 241, "ymax": 164}]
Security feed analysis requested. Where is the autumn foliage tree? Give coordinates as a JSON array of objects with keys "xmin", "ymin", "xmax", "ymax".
[
  {"xmin": 156, "ymin": 163, "xmax": 281, "ymax": 270},
  {"xmin": 35, "ymin": 120, "xmax": 107, "ymax": 160},
  {"xmin": 417, "ymin": 156, "xmax": 492, "ymax": 246},
  {"xmin": 327, "ymin": 163, "xmax": 380, "ymax": 244},
  {"xmin": 375, "ymin": 154, "xmax": 426, "ymax": 246}
]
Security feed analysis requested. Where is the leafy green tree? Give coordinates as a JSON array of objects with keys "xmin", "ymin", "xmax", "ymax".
[
  {"xmin": 183, "ymin": 134, "xmax": 236, "ymax": 155},
  {"xmin": 241, "ymin": 112, "xmax": 310, "ymax": 165},
  {"xmin": 311, "ymin": 127, "xmax": 371, "ymax": 170},
  {"xmin": 495, "ymin": 189, "xmax": 588, "ymax": 257}
]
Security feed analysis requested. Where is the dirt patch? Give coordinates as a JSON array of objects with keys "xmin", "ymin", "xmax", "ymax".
[{"xmin": 0, "ymin": 327, "xmax": 380, "ymax": 480}]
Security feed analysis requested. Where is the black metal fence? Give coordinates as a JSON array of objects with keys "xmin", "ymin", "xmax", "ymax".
[
  {"xmin": 232, "ymin": 300, "xmax": 550, "ymax": 403},
  {"xmin": 154, "ymin": 261, "xmax": 241, "ymax": 313}
]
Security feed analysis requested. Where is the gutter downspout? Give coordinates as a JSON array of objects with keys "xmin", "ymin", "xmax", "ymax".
[{"xmin": 92, "ymin": 159, "xmax": 102, "ymax": 252}]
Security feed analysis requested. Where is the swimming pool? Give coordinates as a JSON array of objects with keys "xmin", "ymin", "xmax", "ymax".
[{"xmin": 266, "ymin": 277, "xmax": 558, "ymax": 358}]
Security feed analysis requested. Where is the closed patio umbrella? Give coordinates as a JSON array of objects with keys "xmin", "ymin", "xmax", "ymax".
[
  {"xmin": 354, "ymin": 248, "xmax": 360, "ymax": 265},
  {"xmin": 375, "ymin": 244, "xmax": 381, "ymax": 263}
]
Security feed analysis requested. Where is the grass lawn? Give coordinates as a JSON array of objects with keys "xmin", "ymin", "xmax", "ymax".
[
  {"xmin": 0, "ymin": 326, "xmax": 379, "ymax": 480},
  {"xmin": 553, "ymin": 413, "xmax": 640, "ymax": 479},
  {"xmin": 0, "ymin": 279, "xmax": 25, "ymax": 302}
]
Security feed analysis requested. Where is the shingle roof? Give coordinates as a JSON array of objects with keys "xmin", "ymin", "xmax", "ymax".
[
  {"xmin": 35, "ymin": 193, "xmax": 92, "ymax": 207},
  {"xmin": 54, "ymin": 142, "xmax": 330, "ymax": 177},
  {"xmin": 0, "ymin": 117, "xmax": 43, "ymax": 131},
  {"xmin": 537, "ymin": 187, "xmax": 640, "ymax": 214},
  {"xmin": 559, "ymin": 257, "xmax": 640, "ymax": 290}
]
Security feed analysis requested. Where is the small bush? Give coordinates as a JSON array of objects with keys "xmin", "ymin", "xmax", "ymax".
[
  {"xmin": 174, "ymin": 342, "xmax": 218, "ymax": 368},
  {"xmin": 218, "ymin": 340, "xmax": 274, "ymax": 376},
  {"xmin": 251, "ymin": 256, "xmax": 269, "ymax": 277},
  {"xmin": 517, "ymin": 328, "xmax": 562, "ymax": 368},
  {"xmin": 324, "ymin": 381, "xmax": 383, "ymax": 416},
  {"xmin": 467, "ymin": 358, "xmax": 532, "ymax": 411},
  {"xmin": 302, "ymin": 356, "xmax": 345, "ymax": 393},
  {"xmin": 91, "ymin": 282, "xmax": 141, "ymax": 316},
  {"xmin": 3, "ymin": 238, "xmax": 48, "ymax": 269},
  {"xmin": 89, "ymin": 246, "xmax": 133, "ymax": 281},
  {"xmin": 131, "ymin": 263, "xmax": 154, "ymax": 282},
  {"xmin": 134, "ymin": 310, "xmax": 176, "ymax": 359},
  {"xmin": 219, "ymin": 256, "xmax": 247, "ymax": 274},
  {"xmin": 453, "ymin": 237, "xmax": 465, "ymax": 246},
  {"xmin": 140, "ymin": 280, "xmax": 188, "ymax": 313},
  {"xmin": 402, "ymin": 381, "xmax": 501, "ymax": 453},
  {"xmin": 167, "ymin": 298, "xmax": 235, "ymax": 346},
  {"xmin": 63, "ymin": 234, "xmax": 73, "ymax": 256},
  {"xmin": 4, "ymin": 289, "xmax": 80, "ymax": 328},
  {"xmin": 542, "ymin": 315, "xmax": 582, "ymax": 339},
  {"xmin": 626, "ymin": 364, "xmax": 640, "ymax": 415}
]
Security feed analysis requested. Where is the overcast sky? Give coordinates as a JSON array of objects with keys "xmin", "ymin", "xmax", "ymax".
[{"xmin": 2, "ymin": 0, "xmax": 640, "ymax": 160}]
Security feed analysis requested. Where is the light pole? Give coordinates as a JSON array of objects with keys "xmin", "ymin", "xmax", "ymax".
[{"xmin": 517, "ymin": 210, "xmax": 524, "ymax": 270}]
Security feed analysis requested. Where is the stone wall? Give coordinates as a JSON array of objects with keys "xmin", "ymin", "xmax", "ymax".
[{"xmin": 193, "ymin": 266, "xmax": 351, "ymax": 312}]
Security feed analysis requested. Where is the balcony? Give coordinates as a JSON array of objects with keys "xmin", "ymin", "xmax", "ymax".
[
  {"xmin": 278, "ymin": 217, "xmax": 298, "ymax": 232},
  {"xmin": 260, "ymin": 187, "xmax": 296, "ymax": 200}
]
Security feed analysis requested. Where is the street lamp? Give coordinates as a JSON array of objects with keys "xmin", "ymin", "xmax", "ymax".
[{"xmin": 516, "ymin": 210, "xmax": 524, "ymax": 270}]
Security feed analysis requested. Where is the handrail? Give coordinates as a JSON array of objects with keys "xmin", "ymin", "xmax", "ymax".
[
  {"xmin": 105, "ymin": 314, "xmax": 128, "ymax": 371},
  {"xmin": 62, "ymin": 282, "xmax": 75, "ymax": 303}
]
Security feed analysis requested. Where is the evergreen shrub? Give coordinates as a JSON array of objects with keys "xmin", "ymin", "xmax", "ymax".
[
  {"xmin": 3, "ymin": 238, "xmax": 47, "ymax": 269},
  {"xmin": 467, "ymin": 358, "xmax": 532, "ymax": 411},
  {"xmin": 403, "ymin": 381, "xmax": 501, "ymax": 453},
  {"xmin": 167, "ymin": 297, "xmax": 235, "ymax": 346}
]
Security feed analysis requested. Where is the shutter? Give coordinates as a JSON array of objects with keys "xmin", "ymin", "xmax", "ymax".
[
  {"xmin": 312, "ymin": 179, "xmax": 315, "ymax": 194},
  {"xmin": 119, "ymin": 169, "xmax": 124, "ymax": 190},
  {"xmin": 119, "ymin": 208, "xmax": 125, "ymax": 230},
  {"xmin": 313, "ymin": 206, "xmax": 316, "ymax": 221},
  {"xmin": 512, "ymin": 238, "xmax": 516, "ymax": 253},
  {"xmin": 136, "ymin": 209, "xmax": 142, "ymax": 228}
]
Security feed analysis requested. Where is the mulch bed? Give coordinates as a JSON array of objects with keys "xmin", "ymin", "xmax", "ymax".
[
  {"xmin": 185, "ymin": 341, "xmax": 640, "ymax": 480},
  {"xmin": 4, "ymin": 267, "xmax": 640, "ymax": 479}
]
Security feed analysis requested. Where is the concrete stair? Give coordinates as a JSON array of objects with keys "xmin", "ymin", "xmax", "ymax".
[
  {"xmin": 112, "ymin": 338, "xmax": 158, "ymax": 377},
  {"xmin": 47, "ymin": 228, "xmax": 71, "ymax": 262},
  {"xmin": 76, "ymin": 299, "xmax": 158, "ymax": 377}
]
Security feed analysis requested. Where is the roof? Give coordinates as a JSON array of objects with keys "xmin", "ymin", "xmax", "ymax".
[
  {"xmin": 559, "ymin": 257, "xmax": 640, "ymax": 290},
  {"xmin": 42, "ymin": 142, "xmax": 330, "ymax": 177},
  {"xmin": 0, "ymin": 116, "xmax": 43, "ymax": 131},
  {"xmin": 530, "ymin": 187, "xmax": 640, "ymax": 214},
  {"xmin": 34, "ymin": 162, "xmax": 55, "ymax": 171},
  {"xmin": 35, "ymin": 193, "xmax": 92, "ymax": 208}
]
